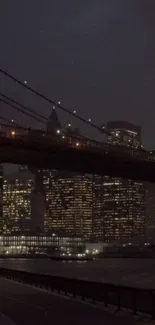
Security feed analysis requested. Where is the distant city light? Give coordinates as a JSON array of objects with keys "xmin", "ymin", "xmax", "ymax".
[
  {"xmin": 11, "ymin": 130, "xmax": 16, "ymax": 136},
  {"xmin": 11, "ymin": 119, "xmax": 14, "ymax": 123},
  {"xmin": 68, "ymin": 123, "xmax": 71, "ymax": 127},
  {"xmin": 56, "ymin": 129, "xmax": 60, "ymax": 134},
  {"xmin": 76, "ymin": 142, "xmax": 79, "ymax": 147},
  {"xmin": 24, "ymin": 80, "xmax": 27, "ymax": 84},
  {"xmin": 62, "ymin": 135, "xmax": 65, "ymax": 139},
  {"xmin": 88, "ymin": 118, "xmax": 91, "ymax": 122},
  {"xmin": 73, "ymin": 110, "xmax": 76, "ymax": 114},
  {"xmin": 58, "ymin": 100, "xmax": 61, "ymax": 105},
  {"xmin": 53, "ymin": 106, "xmax": 55, "ymax": 110}
]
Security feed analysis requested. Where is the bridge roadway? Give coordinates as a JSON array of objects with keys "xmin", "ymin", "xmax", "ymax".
[
  {"xmin": 0, "ymin": 278, "xmax": 144, "ymax": 325},
  {"xmin": 0, "ymin": 134, "xmax": 155, "ymax": 182}
]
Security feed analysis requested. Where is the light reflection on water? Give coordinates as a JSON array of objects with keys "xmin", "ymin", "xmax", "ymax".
[{"xmin": 0, "ymin": 258, "xmax": 155, "ymax": 289}]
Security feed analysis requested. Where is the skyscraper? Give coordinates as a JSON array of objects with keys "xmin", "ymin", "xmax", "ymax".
[
  {"xmin": 0, "ymin": 165, "xmax": 3, "ymax": 234},
  {"xmin": 145, "ymin": 150, "xmax": 155, "ymax": 239},
  {"xmin": 94, "ymin": 121, "xmax": 146, "ymax": 243},
  {"xmin": 3, "ymin": 172, "xmax": 34, "ymax": 234},
  {"xmin": 106, "ymin": 121, "xmax": 142, "ymax": 148},
  {"xmin": 44, "ymin": 170, "xmax": 93, "ymax": 240},
  {"xmin": 41, "ymin": 107, "xmax": 93, "ymax": 239}
]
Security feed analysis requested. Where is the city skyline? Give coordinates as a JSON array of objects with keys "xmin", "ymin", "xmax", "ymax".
[
  {"xmin": 1, "ymin": 2, "xmax": 155, "ymax": 322},
  {"xmin": 0, "ymin": 111, "xmax": 148, "ymax": 245}
]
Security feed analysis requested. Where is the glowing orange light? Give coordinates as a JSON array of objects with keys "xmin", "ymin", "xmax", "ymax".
[{"xmin": 11, "ymin": 130, "xmax": 16, "ymax": 136}]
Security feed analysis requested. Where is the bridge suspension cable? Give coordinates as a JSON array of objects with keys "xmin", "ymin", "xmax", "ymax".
[
  {"xmin": 0, "ymin": 92, "xmax": 46, "ymax": 123},
  {"xmin": 0, "ymin": 69, "xmax": 144, "ymax": 151},
  {"xmin": 0, "ymin": 97, "xmax": 45, "ymax": 124},
  {"xmin": 0, "ymin": 69, "xmax": 109, "ymax": 135},
  {"xmin": 0, "ymin": 93, "xmax": 102, "ymax": 146},
  {"xmin": 0, "ymin": 113, "xmax": 21, "ymax": 128}
]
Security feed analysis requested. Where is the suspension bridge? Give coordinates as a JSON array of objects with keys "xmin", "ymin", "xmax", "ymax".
[{"xmin": 0, "ymin": 68, "xmax": 154, "ymax": 182}]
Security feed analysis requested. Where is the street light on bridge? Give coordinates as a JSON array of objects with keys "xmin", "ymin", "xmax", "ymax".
[
  {"xmin": 56, "ymin": 129, "xmax": 61, "ymax": 134},
  {"xmin": 11, "ymin": 130, "xmax": 16, "ymax": 136}
]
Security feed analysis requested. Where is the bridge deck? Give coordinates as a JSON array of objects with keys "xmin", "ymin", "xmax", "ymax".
[{"xmin": 0, "ymin": 135, "xmax": 155, "ymax": 182}]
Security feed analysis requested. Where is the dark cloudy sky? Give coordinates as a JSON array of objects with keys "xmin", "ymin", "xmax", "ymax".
[{"xmin": 1, "ymin": 0, "xmax": 155, "ymax": 148}]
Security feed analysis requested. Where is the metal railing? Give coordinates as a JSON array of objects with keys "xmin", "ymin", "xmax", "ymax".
[{"xmin": 0, "ymin": 267, "xmax": 154, "ymax": 319}]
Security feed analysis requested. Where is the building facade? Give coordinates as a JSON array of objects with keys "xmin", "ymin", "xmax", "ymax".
[
  {"xmin": 0, "ymin": 234, "xmax": 84, "ymax": 255},
  {"xmin": 44, "ymin": 170, "xmax": 93, "ymax": 240},
  {"xmin": 106, "ymin": 121, "xmax": 142, "ymax": 148},
  {"xmin": 94, "ymin": 121, "xmax": 146, "ymax": 243},
  {"xmin": 3, "ymin": 172, "xmax": 34, "ymax": 234},
  {"xmin": 0, "ymin": 165, "xmax": 3, "ymax": 234}
]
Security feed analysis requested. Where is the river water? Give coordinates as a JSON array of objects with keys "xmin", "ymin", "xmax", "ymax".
[{"xmin": 0, "ymin": 258, "xmax": 154, "ymax": 289}]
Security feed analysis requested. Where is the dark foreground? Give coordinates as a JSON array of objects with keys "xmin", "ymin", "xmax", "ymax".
[
  {"xmin": 0, "ymin": 278, "xmax": 142, "ymax": 325},
  {"xmin": 0, "ymin": 267, "xmax": 154, "ymax": 319}
]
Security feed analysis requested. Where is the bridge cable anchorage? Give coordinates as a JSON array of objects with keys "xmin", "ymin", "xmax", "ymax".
[
  {"xmin": 0, "ymin": 69, "xmax": 145, "ymax": 152},
  {"xmin": 0, "ymin": 93, "xmax": 102, "ymax": 146}
]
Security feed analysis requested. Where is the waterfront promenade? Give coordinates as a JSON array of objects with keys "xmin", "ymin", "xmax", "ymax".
[{"xmin": 0, "ymin": 278, "xmax": 145, "ymax": 325}]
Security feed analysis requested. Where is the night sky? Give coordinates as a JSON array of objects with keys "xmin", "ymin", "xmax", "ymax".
[{"xmin": 1, "ymin": 1, "xmax": 155, "ymax": 149}]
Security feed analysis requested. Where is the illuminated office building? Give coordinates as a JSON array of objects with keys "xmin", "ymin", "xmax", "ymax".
[
  {"xmin": 106, "ymin": 121, "xmax": 142, "ymax": 148},
  {"xmin": 0, "ymin": 165, "xmax": 3, "ymax": 234},
  {"xmin": 93, "ymin": 121, "xmax": 145, "ymax": 243},
  {"xmin": 145, "ymin": 151, "xmax": 155, "ymax": 239},
  {"xmin": 92, "ymin": 175, "xmax": 104, "ymax": 241},
  {"xmin": 44, "ymin": 170, "xmax": 93, "ymax": 240},
  {"xmin": 43, "ymin": 108, "xmax": 93, "ymax": 240},
  {"xmin": 0, "ymin": 234, "xmax": 84, "ymax": 255},
  {"xmin": 99, "ymin": 121, "xmax": 146, "ymax": 242},
  {"xmin": 3, "ymin": 172, "xmax": 34, "ymax": 234}
]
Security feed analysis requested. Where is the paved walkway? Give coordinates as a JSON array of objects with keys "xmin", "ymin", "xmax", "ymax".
[
  {"xmin": 0, "ymin": 312, "xmax": 15, "ymax": 325},
  {"xmin": 0, "ymin": 278, "xmax": 149, "ymax": 325}
]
